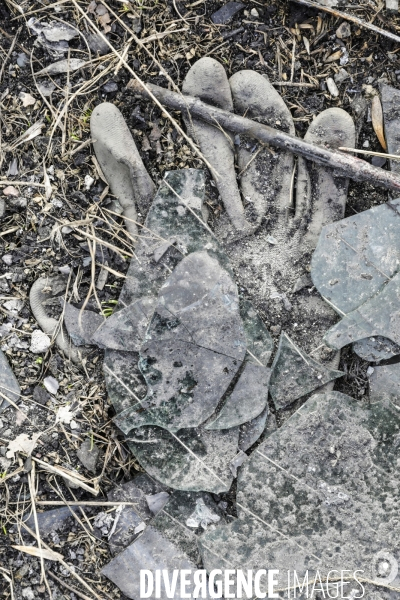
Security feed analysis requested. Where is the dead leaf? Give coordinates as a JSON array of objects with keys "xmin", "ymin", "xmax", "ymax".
[
  {"xmin": 325, "ymin": 49, "xmax": 343, "ymax": 63},
  {"xmin": 11, "ymin": 545, "xmax": 63, "ymax": 562},
  {"xmin": 372, "ymin": 95, "xmax": 387, "ymax": 151},
  {"xmin": 43, "ymin": 164, "xmax": 53, "ymax": 201},
  {"xmin": 2, "ymin": 186, "xmax": 18, "ymax": 197},
  {"xmin": 19, "ymin": 92, "xmax": 36, "ymax": 107},
  {"xmin": 98, "ymin": 12, "xmax": 111, "ymax": 33},
  {"xmin": 9, "ymin": 121, "xmax": 45, "ymax": 151},
  {"xmin": 87, "ymin": 0, "xmax": 97, "ymax": 13},
  {"xmin": 15, "ymin": 410, "xmax": 27, "ymax": 426},
  {"xmin": 6, "ymin": 433, "xmax": 41, "ymax": 459},
  {"xmin": 303, "ymin": 36, "xmax": 310, "ymax": 55},
  {"xmin": 36, "ymin": 58, "xmax": 86, "ymax": 76}
]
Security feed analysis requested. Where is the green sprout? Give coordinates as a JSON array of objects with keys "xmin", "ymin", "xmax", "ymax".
[{"xmin": 101, "ymin": 299, "xmax": 118, "ymax": 317}]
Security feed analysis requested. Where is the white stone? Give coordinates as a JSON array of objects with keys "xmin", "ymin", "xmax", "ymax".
[
  {"xmin": 326, "ymin": 78, "xmax": 339, "ymax": 97},
  {"xmin": 84, "ymin": 175, "xmax": 94, "ymax": 190},
  {"xmin": 43, "ymin": 375, "xmax": 59, "ymax": 395},
  {"xmin": 22, "ymin": 588, "xmax": 34, "ymax": 600},
  {"xmin": 30, "ymin": 330, "xmax": 51, "ymax": 353}
]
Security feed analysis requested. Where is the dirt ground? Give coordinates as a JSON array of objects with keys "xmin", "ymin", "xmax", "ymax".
[{"xmin": 1, "ymin": 0, "xmax": 400, "ymax": 598}]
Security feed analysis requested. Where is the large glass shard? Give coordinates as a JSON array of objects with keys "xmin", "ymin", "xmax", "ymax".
[
  {"xmin": 102, "ymin": 169, "xmax": 274, "ymax": 491},
  {"xmin": 369, "ymin": 363, "xmax": 400, "ymax": 409},
  {"xmin": 269, "ymin": 333, "xmax": 343, "ymax": 409},
  {"xmin": 206, "ymin": 362, "xmax": 270, "ymax": 430},
  {"xmin": 353, "ymin": 336, "xmax": 400, "ymax": 362},
  {"xmin": 324, "ymin": 270, "xmax": 400, "ymax": 349},
  {"xmin": 102, "ymin": 489, "xmax": 223, "ymax": 599},
  {"xmin": 126, "ymin": 424, "xmax": 239, "ymax": 494},
  {"xmin": 92, "ymin": 297, "xmax": 157, "ymax": 351},
  {"xmin": 113, "ymin": 251, "xmax": 246, "ymax": 433},
  {"xmin": 199, "ymin": 392, "xmax": 400, "ymax": 596},
  {"xmin": 311, "ymin": 198, "xmax": 400, "ymax": 315},
  {"xmin": 0, "ymin": 349, "xmax": 20, "ymax": 412},
  {"xmin": 62, "ymin": 302, "xmax": 104, "ymax": 346},
  {"xmin": 101, "ymin": 526, "xmax": 199, "ymax": 600}
]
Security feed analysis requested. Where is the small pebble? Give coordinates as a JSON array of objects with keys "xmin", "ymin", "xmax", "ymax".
[
  {"xmin": 43, "ymin": 376, "xmax": 59, "ymax": 395},
  {"xmin": 326, "ymin": 78, "xmax": 339, "ymax": 98},
  {"xmin": 30, "ymin": 330, "xmax": 51, "ymax": 354},
  {"xmin": 2, "ymin": 255, "xmax": 13, "ymax": 266},
  {"xmin": 336, "ymin": 21, "xmax": 351, "ymax": 39}
]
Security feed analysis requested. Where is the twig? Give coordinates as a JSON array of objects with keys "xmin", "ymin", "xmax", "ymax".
[
  {"xmin": 272, "ymin": 81, "xmax": 317, "ymax": 87},
  {"xmin": 0, "ymin": 27, "xmax": 22, "ymax": 84},
  {"xmin": 292, "ymin": 0, "xmax": 400, "ymax": 44},
  {"xmin": 47, "ymin": 572, "xmax": 93, "ymax": 600},
  {"xmin": 339, "ymin": 146, "xmax": 400, "ymax": 161},
  {"xmin": 36, "ymin": 500, "xmax": 137, "ymax": 506},
  {"xmin": 129, "ymin": 79, "xmax": 400, "ymax": 194},
  {"xmin": 0, "ymin": 180, "xmax": 45, "ymax": 188}
]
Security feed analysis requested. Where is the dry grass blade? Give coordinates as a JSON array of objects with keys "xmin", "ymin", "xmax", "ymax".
[
  {"xmin": 20, "ymin": 521, "xmax": 106, "ymax": 600},
  {"xmin": 32, "ymin": 457, "xmax": 99, "ymax": 495},
  {"xmin": 371, "ymin": 95, "xmax": 387, "ymax": 151},
  {"xmin": 11, "ymin": 545, "xmax": 63, "ymax": 562}
]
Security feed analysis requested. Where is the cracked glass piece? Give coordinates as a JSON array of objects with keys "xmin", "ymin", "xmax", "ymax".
[
  {"xmin": 206, "ymin": 362, "xmax": 270, "ymax": 430},
  {"xmin": 0, "ymin": 349, "xmax": 20, "ymax": 412},
  {"xmin": 324, "ymin": 269, "xmax": 400, "ymax": 349},
  {"xmin": 238, "ymin": 405, "xmax": 270, "ymax": 451},
  {"xmin": 353, "ymin": 336, "xmax": 400, "ymax": 362},
  {"xmin": 103, "ymin": 169, "xmax": 271, "ymax": 491},
  {"xmin": 186, "ymin": 497, "xmax": 220, "ymax": 529},
  {"xmin": 239, "ymin": 299, "xmax": 273, "ymax": 366},
  {"xmin": 126, "ymin": 424, "xmax": 239, "ymax": 494},
  {"xmin": 113, "ymin": 251, "xmax": 246, "ymax": 433},
  {"xmin": 269, "ymin": 333, "xmax": 343, "ymax": 409},
  {"xmin": 369, "ymin": 363, "xmax": 400, "ymax": 409},
  {"xmin": 102, "ymin": 490, "xmax": 223, "ymax": 599},
  {"xmin": 199, "ymin": 392, "xmax": 400, "ymax": 596},
  {"xmin": 92, "ymin": 297, "xmax": 157, "ymax": 351},
  {"xmin": 107, "ymin": 473, "xmax": 167, "ymax": 555},
  {"xmin": 311, "ymin": 198, "xmax": 400, "ymax": 315},
  {"xmin": 102, "ymin": 526, "xmax": 199, "ymax": 600},
  {"xmin": 62, "ymin": 301, "xmax": 104, "ymax": 346}
]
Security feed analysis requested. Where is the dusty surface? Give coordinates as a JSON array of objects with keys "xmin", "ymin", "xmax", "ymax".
[{"xmin": 1, "ymin": 0, "xmax": 400, "ymax": 597}]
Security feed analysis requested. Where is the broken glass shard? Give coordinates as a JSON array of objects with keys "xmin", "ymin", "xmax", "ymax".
[
  {"xmin": 107, "ymin": 474, "xmax": 167, "ymax": 554},
  {"xmin": 101, "ymin": 526, "xmax": 198, "ymax": 600},
  {"xmin": 206, "ymin": 362, "xmax": 270, "ymax": 430},
  {"xmin": 102, "ymin": 169, "xmax": 270, "ymax": 491},
  {"xmin": 353, "ymin": 336, "xmax": 400, "ymax": 362},
  {"xmin": 311, "ymin": 198, "xmax": 400, "ymax": 316},
  {"xmin": 0, "ymin": 349, "xmax": 20, "ymax": 412},
  {"xmin": 102, "ymin": 490, "xmax": 224, "ymax": 598},
  {"xmin": 239, "ymin": 299, "xmax": 273, "ymax": 365},
  {"xmin": 199, "ymin": 391, "xmax": 400, "ymax": 594},
  {"xmin": 126, "ymin": 424, "xmax": 239, "ymax": 494},
  {"xmin": 238, "ymin": 404, "xmax": 270, "ymax": 451},
  {"xmin": 369, "ymin": 363, "xmax": 400, "ymax": 409},
  {"xmin": 269, "ymin": 333, "xmax": 343, "ymax": 409},
  {"xmin": 113, "ymin": 251, "xmax": 246, "ymax": 433},
  {"xmin": 92, "ymin": 297, "xmax": 156, "ymax": 350},
  {"xmin": 62, "ymin": 301, "xmax": 104, "ymax": 346},
  {"xmin": 324, "ymin": 269, "xmax": 400, "ymax": 349}
]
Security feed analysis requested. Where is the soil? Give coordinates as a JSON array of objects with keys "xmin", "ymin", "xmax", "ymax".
[{"xmin": 1, "ymin": 0, "xmax": 400, "ymax": 598}]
